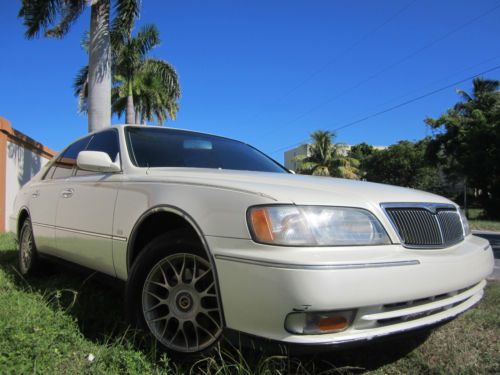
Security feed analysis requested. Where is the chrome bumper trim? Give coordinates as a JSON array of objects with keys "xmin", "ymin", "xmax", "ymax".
[{"xmin": 214, "ymin": 255, "xmax": 420, "ymax": 270}]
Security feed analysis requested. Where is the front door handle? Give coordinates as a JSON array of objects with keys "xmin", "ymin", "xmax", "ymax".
[{"xmin": 60, "ymin": 188, "xmax": 74, "ymax": 199}]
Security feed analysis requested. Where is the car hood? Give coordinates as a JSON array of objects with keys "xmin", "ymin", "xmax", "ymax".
[{"xmin": 139, "ymin": 168, "xmax": 453, "ymax": 207}]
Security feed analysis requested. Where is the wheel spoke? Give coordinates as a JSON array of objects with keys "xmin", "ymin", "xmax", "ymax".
[
  {"xmin": 166, "ymin": 259, "xmax": 181, "ymax": 285},
  {"xmin": 144, "ymin": 301, "xmax": 164, "ymax": 313},
  {"xmin": 199, "ymin": 311, "xmax": 221, "ymax": 330},
  {"xmin": 146, "ymin": 290, "xmax": 163, "ymax": 301},
  {"xmin": 149, "ymin": 280, "xmax": 170, "ymax": 290},
  {"xmin": 193, "ymin": 321, "xmax": 199, "ymax": 350},
  {"xmin": 147, "ymin": 314, "xmax": 169, "ymax": 323},
  {"xmin": 200, "ymin": 281, "xmax": 216, "ymax": 297},
  {"xmin": 160, "ymin": 316, "xmax": 170, "ymax": 338},
  {"xmin": 193, "ymin": 268, "xmax": 210, "ymax": 283},
  {"xmin": 179, "ymin": 322, "xmax": 189, "ymax": 350},
  {"xmin": 194, "ymin": 321, "xmax": 216, "ymax": 340},
  {"xmin": 179, "ymin": 254, "xmax": 186, "ymax": 283},
  {"xmin": 191, "ymin": 257, "xmax": 197, "ymax": 285},
  {"xmin": 169, "ymin": 323, "xmax": 181, "ymax": 344},
  {"xmin": 158, "ymin": 265, "xmax": 171, "ymax": 288}
]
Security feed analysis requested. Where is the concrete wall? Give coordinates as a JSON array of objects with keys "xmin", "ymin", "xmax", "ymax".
[{"xmin": 0, "ymin": 117, "xmax": 55, "ymax": 232}]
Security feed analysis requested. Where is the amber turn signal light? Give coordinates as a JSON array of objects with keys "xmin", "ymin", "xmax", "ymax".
[
  {"xmin": 318, "ymin": 316, "xmax": 348, "ymax": 332},
  {"xmin": 249, "ymin": 208, "xmax": 274, "ymax": 242},
  {"xmin": 285, "ymin": 310, "xmax": 355, "ymax": 335}
]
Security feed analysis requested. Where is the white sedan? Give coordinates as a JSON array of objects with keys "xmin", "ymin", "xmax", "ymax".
[{"xmin": 10, "ymin": 125, "xmax": 494, "ymax": 358}]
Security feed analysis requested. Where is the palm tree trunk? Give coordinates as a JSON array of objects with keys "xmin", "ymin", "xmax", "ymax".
[
  {"xmin": 135, "ymin": 110, "xmax": 140, "ymax": 124},
  {"xmin": 126, "ymin": 95, "xmax": 135, "ymax": 124},
  {"xmin": 87, "ymin": 0, "xmax": 111, "ymax": 132}
]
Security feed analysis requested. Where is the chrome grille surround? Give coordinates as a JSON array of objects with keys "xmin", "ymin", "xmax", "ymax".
[{"xmin": 381, "ymin": 203, "xmax": 465, "ymax": 249}]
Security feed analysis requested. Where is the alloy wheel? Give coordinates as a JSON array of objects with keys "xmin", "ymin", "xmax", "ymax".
[
  {"xmin": 141, "ymin": 253, "xmax": 222, "ymax": 353},
  {"xmin": 19, "ymin": 225, "xmax": 34, "ymax": 274}
]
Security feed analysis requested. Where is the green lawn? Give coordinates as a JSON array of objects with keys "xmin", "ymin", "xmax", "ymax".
[
  {"xmin": 0, "ymin": 233, "xmax": 499, "ymax": 374},
  {"xmin": 467, "ymin": 208, "xmax": 500, "ymax": 232}
]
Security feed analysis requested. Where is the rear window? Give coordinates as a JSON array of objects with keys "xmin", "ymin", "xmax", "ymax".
[{"xmin": 125, "ymin": 127, "xmax": 287, "ymax": 173}]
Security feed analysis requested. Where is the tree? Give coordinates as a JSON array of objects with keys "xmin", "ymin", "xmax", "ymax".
[
  {"xmin": 295, "ymin": 130, "xmax": 360, "ymax": 179},
  {"xmin": 349, "ymin": 142, "xmax": 375, "ymax": 180},
  {"xmin": 362, "ymin": 138, "xmax": 444, "ymax": 192},
  {"xmin": 425, "ymin": 78, "xmax": 500, "ymax": 218},
  {"xmin": 75, "ymin": 24, "xmax": 180, "ymax": 124},
  {"xmin": 19, "ymin": 0, "xmax": 140, "ymax": 132}
]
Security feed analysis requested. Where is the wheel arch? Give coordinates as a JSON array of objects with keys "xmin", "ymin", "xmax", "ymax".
[
  {"xmin": 17, "ymin": 207, "xmax": 31, "ymax": 240},
  {"xmin": 126, "ymin": 204, "xmax": 226, "ymax": 326}
]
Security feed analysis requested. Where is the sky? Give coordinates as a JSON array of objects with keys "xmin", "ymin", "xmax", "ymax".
[{"xmin": 1, "ymin": 0, "xmax": 499, "ymax": 163}]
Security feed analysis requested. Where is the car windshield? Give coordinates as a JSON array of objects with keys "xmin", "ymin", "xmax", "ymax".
[{"xmin": 125, "ymin": 127, "xmax": 288, "ymax": 173}]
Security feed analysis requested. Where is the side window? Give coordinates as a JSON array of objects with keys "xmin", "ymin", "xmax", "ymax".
[
  {"xmin": 51, "ymin": 137, "xmax": 91, "ymax": 179},
  {"xmin": 75, "ymin": 130, "xmax": 120, "ymax": 176}
]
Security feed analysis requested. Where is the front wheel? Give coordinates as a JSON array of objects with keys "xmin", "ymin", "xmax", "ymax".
[{"xmin": 126, "ymin": 234, "xmax": 223, "ymax": 358}]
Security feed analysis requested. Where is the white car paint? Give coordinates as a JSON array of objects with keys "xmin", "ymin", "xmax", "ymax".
[{"xmin": 10, "ymin": 125, "xmax": 495, "ymax": 349}]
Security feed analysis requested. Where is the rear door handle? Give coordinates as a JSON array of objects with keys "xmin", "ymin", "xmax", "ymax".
[
  {"xmin": 60, "ymin": 188, "xmax": 74, "ymax": 198},
  {"xmin": 32, "ymin": 190, "xmax": 40, "ymax": 198}
]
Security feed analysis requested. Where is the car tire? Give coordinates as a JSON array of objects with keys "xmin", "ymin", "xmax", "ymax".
[
  {"xmin": 125, "ymin": 231, "xmax": 223, "ymax": 360},
  {"xmin": 18, "ymin": 218, "xmax": 40, "ymax": 276}
]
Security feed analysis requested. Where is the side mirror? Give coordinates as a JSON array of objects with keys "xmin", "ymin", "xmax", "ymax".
[{"xmin": 77, "ymin": 151, "xmax": 121, "ymax": 173}]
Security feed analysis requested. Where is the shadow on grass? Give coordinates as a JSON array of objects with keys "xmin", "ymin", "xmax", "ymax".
[
  {"xmin": 0, "ymin": 245, "xmax": 430, "ymax": 374},
  {"xmin": 0, "ymin": 247, "xmax": 130, "ymax": 344}
]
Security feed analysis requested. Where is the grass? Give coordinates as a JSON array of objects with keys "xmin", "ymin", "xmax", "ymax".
[
  {"xmin": 0, "ymin": 232, "xmax": 499, "ymax": 374},
  {"xmin": 467, "ymin": 208, "xmax": 500, "ymax": 232}
]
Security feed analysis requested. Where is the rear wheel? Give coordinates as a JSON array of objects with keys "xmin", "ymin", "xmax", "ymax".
[
  {"xmin": 18, "ymin": 218, "xmax": 39, "ymax": 275},
  {"xmin": 126, "ymin": 233, "xmax": 223, "ymax": 358}
]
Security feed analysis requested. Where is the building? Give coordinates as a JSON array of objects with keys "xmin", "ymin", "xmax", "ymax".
[
  {"xmin": 284, "ymin": 144, "xmax": 310, "ymax": 171},
  {"xmin": 0, "ymin": 117, "xmax": 56, "ymax": 232},
  {"xmin": 284, "ymin": 143, "xmax": 386, "ymax": 171}
]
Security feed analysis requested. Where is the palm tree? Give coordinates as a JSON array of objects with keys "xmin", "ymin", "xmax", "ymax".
[
  {"xmin": 455, "ymin": 78, "xmax": 499, "ymax": 115},
  {"xmin": 295, "ymin": 130, "xmax": 360, "ymax": 179},
  {"xmin": 295, "ymin": 131, "xmax": 335, "ymax": 176},
  {"xmin": 19, "ymin": 0, "xmax": 140, "ymax": 132},
  {"xmin": 75, "ymin": 24, "xmax": 180, "ymax": 124}
]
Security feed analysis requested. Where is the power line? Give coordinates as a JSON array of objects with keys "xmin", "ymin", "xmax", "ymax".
[
  {"xmin": 257, "ymin": 2, "xmax": 500, "ymax": 142},
  {"xmin": 244, "ymin": 0, "xmax": 418, "ymax": 124},
  {"xmin": 330, "ymin": 53, "xmax": 500, "ymax": 130},
  {"xmin": 269, "ymin": 63, "xmax": 500, "ymax": 155}
]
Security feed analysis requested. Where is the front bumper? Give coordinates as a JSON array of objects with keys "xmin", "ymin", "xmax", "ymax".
[{"xmin": 208, "ymin": 234, "xmax": 494, "ymax": 345}]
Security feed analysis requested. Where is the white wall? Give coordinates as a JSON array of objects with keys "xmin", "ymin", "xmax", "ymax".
[
  {"xmin": 284, "ymin": 144, "xmax": 309, "ymax": 171},
  {"xmin": 5, "ymin": 141, "xmax": 50, "ymax": 230}
]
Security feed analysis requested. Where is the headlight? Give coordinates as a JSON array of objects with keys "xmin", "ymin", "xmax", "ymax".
[
  {"xmin": 247, "ymin": 205, "xmax": 390, "ymax": 246},
  {"xmin": 459, "ymin": 209, "xmax": 472, "ymax": 236}
]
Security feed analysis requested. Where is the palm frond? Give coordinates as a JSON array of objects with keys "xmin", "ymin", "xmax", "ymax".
[
  {"xmin": 143, "ymin": 58, "xmax": 180, "ymax": 97},
  {"xmin": 111, "ymin": 0, "xmax": 141, "ymax": 37},
  {"xmin": 19, "ymin": 0, "xmax": 62, "ymax": 38},
  {"xmin": 80, "ymin": 30, "xmax": 90, "ymax": 51},
  {"xmin": 45, "ymin": 0, "xmax": 85, "ymax": 38},
  {"xmin": 134, "ymin": 24, "xmax": 160, "ymax": 58},
  {"xmin": 73, "ymin": 64, "xmax": 89, "ymax": 113}
]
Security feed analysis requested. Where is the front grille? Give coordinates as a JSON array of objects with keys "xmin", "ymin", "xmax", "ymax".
[{"xmin": 383, "ymin": 204, "xmax": 464, "ymax": 248}]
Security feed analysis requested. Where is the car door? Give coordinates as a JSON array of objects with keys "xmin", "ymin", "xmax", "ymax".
[
  {"xmin": 55, "ymin": 130, "xmax": 121, "ymax": 276},
  {"xmin": 29, "ymin": 137, "xmax": 91, "ymax": 256}
]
